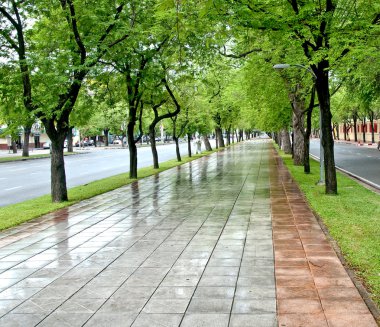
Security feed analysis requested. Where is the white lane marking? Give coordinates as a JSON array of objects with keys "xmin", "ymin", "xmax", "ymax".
[
  {"xmin": 0, "ymin": 177, "xmax": 7, "ymax": 180},
  {"xmin": 5, "ymin": 186, "xmax": 23, "ymax": 191}
]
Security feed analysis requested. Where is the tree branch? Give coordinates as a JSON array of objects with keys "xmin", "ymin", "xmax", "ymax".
[
  {"xmin": 0, "ymin": 29, "xmax": 19, "ymax": 52},
  {"xmin": 163, "ymin": 78, "xmax": 180, "ymax": 112},
  {"xmin": 65, "ymin": 0, "xmax": 86, "ymax": 64},
  {"xmin": 219, "ymin": 46, "xmax": 262, "ymax": 58}
]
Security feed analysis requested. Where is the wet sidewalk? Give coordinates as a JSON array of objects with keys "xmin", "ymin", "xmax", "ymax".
[{"xmin": 0, "ymin": 141, "xmax": 377, "ymax": 326}]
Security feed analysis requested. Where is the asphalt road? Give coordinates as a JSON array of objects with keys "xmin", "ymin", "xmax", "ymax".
[
  {"xmin": 0, "ymin": 142, "xmax": 193, "ymax": 207},
  {"xmin": 310, "ymin": 139, "xmax": 380, "ymax": 189}
]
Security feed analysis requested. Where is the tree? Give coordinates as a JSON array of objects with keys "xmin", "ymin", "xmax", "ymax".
[
  {"xmin": 0, "ymin": 1, "xmax": 129, "ymax": 201},
  {"xmin": 209, "ymin": 0, "xmax": 379, "ymax": 194},
  {"xmin": 146, "ymin": 78, "xmax": 181, "ymax": 169}
]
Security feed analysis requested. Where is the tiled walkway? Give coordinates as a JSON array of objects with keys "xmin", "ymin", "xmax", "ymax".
[
  {"xmin": 0, "ymin": 141, "xmax": 377, "ymax": 327},
  {"xmin": 270, "ymin": 151, "xmax": 377, "ymax": 327}
]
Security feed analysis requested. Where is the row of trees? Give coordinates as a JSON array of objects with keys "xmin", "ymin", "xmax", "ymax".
[{"xmin": 1, "ymin": 1, "xmax": 379, "ymax": 202}]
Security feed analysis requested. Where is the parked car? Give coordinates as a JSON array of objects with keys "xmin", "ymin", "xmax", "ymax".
[
  {"xmin": 113, "ymin": 139, "xmax": 122, "ymax": 145},
  {"xmin": 42, "ymin": 142, "xmax": 51, "ymax": 149},
  {"xmin": 75, "ymin": 140, "xmax": 88, "ymax": 147}
]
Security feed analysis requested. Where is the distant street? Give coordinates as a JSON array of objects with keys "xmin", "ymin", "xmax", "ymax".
[
  {"xmin": 310, "ymin": 139, "xmax": 380, "ymax": 189},
  {"xmin": 0, "ymin": 143, "xmax": 192, "ymax": 207},
  {"xmin": 2, "ymin": 139, "xmax": 378, "ymax": 207}
]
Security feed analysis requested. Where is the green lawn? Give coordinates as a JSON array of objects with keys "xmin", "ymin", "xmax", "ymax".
[
  {"xmin": 278, "ymin": 151, "xmax": 380, "ymax": 307},
  {"xmin": 0, "ymin": 152, "xmax": 78, "ymax": 163},
  {"xmin": 0, "ymin": 150, "xmax": 218, "ymax": 231}
]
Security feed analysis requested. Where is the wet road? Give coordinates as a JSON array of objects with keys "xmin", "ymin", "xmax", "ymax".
[
  {"xmin": 310, "ymin": 139, "xmax": 380, "ymax": 189},
  {"xmin": 0, "ymin": 143, "xmax": 190, "ymax": 207}
]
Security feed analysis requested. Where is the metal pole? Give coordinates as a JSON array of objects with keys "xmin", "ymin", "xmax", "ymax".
[{"xmin": 318, "ymin": 107, "xmax": 324, "ymax": 185}]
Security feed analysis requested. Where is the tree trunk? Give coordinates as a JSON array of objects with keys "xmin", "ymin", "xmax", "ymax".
[
  {"xmin": 187, "ymin": 133, "xmax": 192, "ymax": 157},
  {"xmin": 274, "ymin": 132, "xmax": 280, "ymax": 146},
  {"xmin": 216, "ymin": 127, "xmax": 225, "ymax": 147},
  {"xmin": 316, "ymin": 68, "xmax": 337, "ymax": 194},
  {"xmin": 67, "ymin": 127, "xmax": 73, "ymax": 152},
  {"xmin": 334, "ymin": 123, "xmax": 340, "ymax": 140},
  {"xmin": 362, "ymin": 118, "xmax": 366, "ymax": 143},
  {"xmin": 292, "ymin": 109, "xmax": 305, "ymax": 166},
  {"xmin": 281, "ymin": 129, "xmax": 292, "ymax": 154},
  {"xmin": 370, "ymin": 120, "xmax": 375, "ymax": 144},
  {"xmin": 239, "ymin": 130, "xmax": 243, "ymax": 142},
  {"xmin": 149, "ymin": 128, "xmax": 159, "ymax": 169},
  {"xmin": 174, "ymin": 137, "xmax": 181, "ymax": 161},
  {"xmin": 104, "ymin": 129, "xmax": 109, "ymax": 146},
  {"xmin": 203, "ymin": 134, "xmax": 212, "ymax": 151},
  {"xmin": 215, "ymin": 132, "xmax": 219, "ymax": 149},
  {"xmin": 304, "ymin": 108, "xmax": 313, "ymax": 174},
  {"xmin": 50, "ymin": 140, "xmax": 68, "ymax": 202},
  {"xmin": 343, "ymin": 123, "xmax": 347, "ymax": 140},
  {"xmin": 353, "ymin": 115, "xmax": 358, "ymax": 142},
  {"xmin": 22, "ymin": 126, "xmax": 31, "ymax": 157},
  {"xmin": 127, "ymin": 121, "xmax": 138, "ymax": 179},
  {"xmin": 12, "ymin": 140, "xmax": 17, "ymax": 153},
  {"xmin": 226, "ymin": 127, "xmax": 231, "ymax": 146}
]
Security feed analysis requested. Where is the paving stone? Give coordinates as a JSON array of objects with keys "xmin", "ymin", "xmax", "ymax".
[
  {"xmin": 229, "ymin": 313, "xmax": 277, "ymax": 327},
  {"xmin": 3, "ymin": 141, "xmax": 374, "ymax": 326},
  {"xmin": 180, "ymin": 313, "xmax": 229, "ymax": 327},
  {"xmin": 131, "ymin": 313, "xmax": 182, "ymax": 327}
]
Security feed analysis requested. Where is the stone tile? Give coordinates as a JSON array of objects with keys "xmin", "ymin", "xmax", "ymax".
[
  {"xmin": 276, "ymin": 286, "xmax": 318, "ymax": 299},
  {"xmin": 0, "ymin": 299, "xmax": 24, "ymax": 316},
  {"xmin": 180, "ymin": 313, "xmax": 229, "ymax": 327},
  {"xmin": 232, "ymin": 299, "xmax": 276, "ymax": 314},
  {"xmin": 198, "ymin": 275, "xmax": 237, "ymax": 287},
  {"xmin": 12, "ymin": 298, "xmax": 63, "ymax": 314},
  {"xmin": 202, "ymin": 266, "xmax": 239, "ymax": 276},
  {"xmin": 0, "ymin": 313, "xmax": 46, "ymax": 327},
  {"xmin": 96, "ymin": 298, "xmax": 147, "ymax": 313},
  {"xmin": 161, "ymin": 275, "xmax": 200, "ymax": 287},
  {"xmin": 152, "ymin": 287, "xmax": 195, "ymax": 299},
  {"xmin": 324, "ymin": 313, "xmax": 378, "ymax": 327},
  {"xmin": 142, "ymin": 298, "xmax": 190, "ymax": 314},
  {"xmin": 193, "ymin": 286, "xmax": 234, "ymax": 299},
  {"xmin": 38, "ymin": 312, "xmax": 92, "ymax": 327},
  {"xmin": 187, "ymin": 298, "xmax": 232, "ymax": 313},
  {"xmin": 237, "ymin": 276, "xmax": 275, "ymax": 287},
  {"xmin": 72, "ymin": 285, "xmax": 119, "ymax": 299},
  {"xmin": 131, "ymin": 313, "xmax": 182, "ymax": 327},
  {"xmin": 235, "ymin": 286, "xmax": 276, "ymax": 299},
  {"xmin": 85, "ymin": 312, "xmax": 137, "ymax": 327},
  {"xmin": 229, "ymin": 313, "xmax": 277, "ymax": 327},
  {"xmin": 277, "ymin": 313, "xmax": 329, "ymax": 327},
  {"xmin": 112, "ymin": 286, "xmax": 157, "ymax": 300},
  {"xmin": 56, "ymin": 298, "xmax": 105, "ymax": 313},
  {"xmin": 320, "ymin": 298, "xmax": 372, "ymax": 314},
  {"xmin": 0, "ymin": 287, "xmax": 42, "ymax": 300}
]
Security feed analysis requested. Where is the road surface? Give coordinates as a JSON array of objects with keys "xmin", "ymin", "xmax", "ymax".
[
  {"xmin": 0, "ymin": 143, "xmax": 192, "ymax": 207},
  {"xmin": 310, "ymin": 139, "xmax": 380, "ymax": 189}
]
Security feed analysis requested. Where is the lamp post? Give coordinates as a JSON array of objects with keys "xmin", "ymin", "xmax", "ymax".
[{"xmin": 273, "ymin": 63, "xmax": 324, "ymax": 185}]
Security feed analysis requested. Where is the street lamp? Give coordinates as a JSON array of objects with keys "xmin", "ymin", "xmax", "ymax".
[{"xmin": 273, "ymin": 63, "xmax": 324, "ymax": 185}]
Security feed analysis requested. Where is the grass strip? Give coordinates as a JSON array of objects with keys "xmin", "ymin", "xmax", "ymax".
[
  {"xmin": 0, "ymin": 152, "xmax": 79, "ymax": 163},
  {"xmin": 0, "ymin": 150, "xmax": 219, "ymax": 231},
  {"xmin": 277, "ymin": 149, "xmax": 380, "ymax": 307}
]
